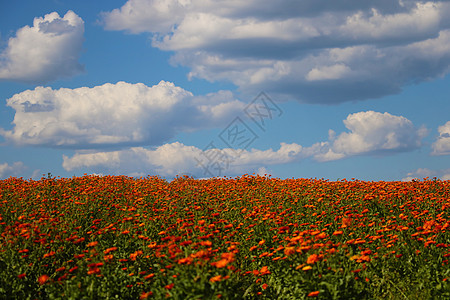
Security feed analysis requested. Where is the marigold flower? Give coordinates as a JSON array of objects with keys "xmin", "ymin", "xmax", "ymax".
[
  {"xmin": 38, "ymin": 274, "xmax": 49, "ymax": 285},
  {"xmin": 284, "ymin": 247, "xmax": 296, "ymax": 256},
  {"xmin": 210, "ymin": 275, "xmax": 223, "ymax": 283},
  {"xmin": 260, "ymin": 266, "xmax": 270, "ymax": 275},
  {"xmin": 307, "ymin": 254, "xmax": 320, "ymax": 264},
  {"xmin": 342, "ymin": 217, "xmax": 352, "ymax": 228},
  {"xmin": 104, "ymin": 254, "xmax": 114, "ymax": 262},
  {"xmin": 87, "ymin": 241, "xmax": 98, "ymax": 247},
  {"xmin": 307, "ymin": 291, "xmax": 320, "ymax": 297},
  {"xmin": 130, "ymin": 250, "xmax": 143, "ymax": 261},
  {"xmin": 87, "ymin": 268, "xmax": 101, "ymax": 275},
  {"xmin": 165, "ymin": 283, "xmax": 174, "ymax": 290},
  {"xmin": 177, "ymin": 257, "xmax": 192, "ymax": 264},
  {"xmin": 140, "ymin": 291, "xmax": 153, "ymax": 299},
  {"xmin": 43, "ymin": 251, "xmax": 56, "ymax": 258},
  {"xmin": 104, "ymin": 247, "xmax": 118, "ymax": 254},
  {"xmin": 211, "ymin": 258, "xmax": 229, "ymax": 268},
  {"xmin": 316, "ymin": 232, "xmax": 327, "ymax": 239}
]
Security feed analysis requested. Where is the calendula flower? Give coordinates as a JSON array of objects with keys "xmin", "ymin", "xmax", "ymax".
[
  {"xmin": 210, "ymin": 275, "xmax": 223, "ymax": 283},
  {"xmin": 307, "ymin": 291, "xmax": 320, "ymax": 297},
  {"xmin": 38, "ymin": 274, "xmax": 49, "ymax": 285}
]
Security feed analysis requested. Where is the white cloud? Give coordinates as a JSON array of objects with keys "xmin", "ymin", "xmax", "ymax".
[
  {"xmin": 0, "ymin": 81, "xmax": 245, "ymax": 148},
  {"xmin": 61, "ymin": 110, "xmax": 427, "ymax": 177},
  {"xmin": 101, "ymin": 1, "xmax": 450, "ymax": 103},
  {"xmin": 402, "ymin": 167, "xmax": 450, "ymax": 181},
  {"xmin": 306, "ymin": 64, "xmax": 352, "ymax": 81},
  {"xmin": 60, "ymin": 109, "xmax": 427, "ymax": 176},
  {"xmin": 432, "ymin": 121, "xmax": 450, "ymax": 155},
  {"xmin": 62, "ymin": 141, "xmax": 304, "ymax": 178},
  {"xmin": 100, "ymin": 0, "xmax": 189, "ymax": 34},
  {"xmin": 0, "ymin": 11, "xmax": 84, "ymax": 83},
  {"xmin": 0, "ymin": 162, "xmax": 26, "ymax": 179},
  {"xmin": 340, "ymin": 3, "xmax": 442, "ymax": 42},
  {"xmin": 311, "ymin": 111, "xmax": 427, "ymax": 161}
]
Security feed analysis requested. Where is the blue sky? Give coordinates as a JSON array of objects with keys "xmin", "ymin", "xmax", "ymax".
[{"xmin": 1, "ymin": 0, "xmax": 450, "ymax": 181}]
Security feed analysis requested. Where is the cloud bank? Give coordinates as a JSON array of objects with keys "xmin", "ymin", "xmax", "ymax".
[
  {"xmin": 61, "ymin": 111, "xmax": 426, "ymax": 177},
  {"xmin": 101, "ymin": 0, "xmax": 450, "ymax": 103},
  {"xmin": 0, "ymin": 81, "xmax": 246, "ymax": 148},
  {"xmin": 62, "ymin": 142, "xmax": 304, "ymax": 178},
  {"xmin": 432, "ymin": 121, "xmax": 450, "ymax": 155},
  {"xmin": 0, "ymin": 162, "xmax": 26, "ymax": 179},
  {"xmin": 402, "ymin": 167, "xmax": 450, "ymax": 181},
  {"xmin": 0, "ymin": 11, "xmax": 85, "ymax": 83},
  {"xmin": 311, "ymin": 111, "xmax": 428, "ymax": 161}
]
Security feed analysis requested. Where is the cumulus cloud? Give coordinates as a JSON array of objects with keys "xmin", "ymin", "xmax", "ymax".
[
  {"xmin": 101, "ymin": 0, "xmax": 450, "ymax": 103},
  {"xmin": 310, "ymin": 111, "xmax": 427, "ymax": 161},
  {"xmin": 60, "ymin": 110, "xmax": 425, "ymax": 177},
  {"xmin": 0, "ymin": 81, "xmax": 245, "ymax": 148},
  {"xmin": 402, "ymin": 167, "xmax": 450, "ymax": 181},
  {"xmin": 0, "ymin": 162, "xmax": 26, "ymax": 179},
  {"xmin": 62, "ymin": 141, "xmax": 303, "ymax": 178},
  {"xmin": 0, "ymin": 11, "xmax": 84, "ymax": 83},
  {"xmin": 432, "ymin": 121, "xmax": 450, "ymax": 155}
]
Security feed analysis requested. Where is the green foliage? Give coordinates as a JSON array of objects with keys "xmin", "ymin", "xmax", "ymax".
[{"xmin": 0, "ymin": 175, "xmax": 449, "ymax": 299}]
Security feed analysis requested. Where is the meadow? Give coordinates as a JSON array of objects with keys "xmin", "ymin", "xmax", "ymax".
[{"xmin": 1, "ymin": 174, "xmax": 449, "ymax": 299}]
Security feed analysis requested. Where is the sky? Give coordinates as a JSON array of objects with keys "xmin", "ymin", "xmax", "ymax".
[{"xmin": 1, "ymin": 0, "xmax": 450, "ymax": 181}]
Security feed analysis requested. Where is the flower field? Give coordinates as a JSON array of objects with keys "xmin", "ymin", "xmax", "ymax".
[{"xmin": 1, "ymin": 174, "xmax": 450, "ymax": 299}]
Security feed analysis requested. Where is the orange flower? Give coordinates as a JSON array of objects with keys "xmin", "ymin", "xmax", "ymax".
[
  {"xmin": 423, "ymin": 220, "xmax": 436, "ymax": 230},
  {"xmin": 144, "ymin": 273, "xmax": 155, "ymax": 280},
  {"xmin": 104, "ymin": 247, "xmax": 117, "ymax": 254},
  {"xmin": 177, "ymin": 257, "xmax": 192, "ymax": 264},
  {"xmin": 87, "ymin": 241, "xmax": 98, "ymax": 247},
  {"xmin": 211, "ymin": 258, "xmax": 229, "ymax": 268},
  {"xmin": 210, "ymin": 275, "xmax": 223, "ymax": 283},
  {"xmin": 306, "ymin": 254, "xmax": 320, "ymax": 264},
  {"xmin": 307, "ymin": 291, "xmax": 320, "ymax": 297},
  {"xmin": 87, "ymin": 267, "xmax": 101, "ymax": 275},
  {"xmin": 316, "ymin": 232, "xmax": 327, "ymax": 239},
  {"xmin": 165, "ymin": 283, "xmax": 174, "ymax": 290},
  {"xmin": 130, "ymin": 250, "xmax": 143, "ymax": 261},
  {"xmin": 260, "ymin": 266, "xmax": 270, "ymax": 275},
  {"xmin": 104, "ymin": 254, "xmax": 114, "ymax": 262},
  {"xmin": 69, "ymin": 266, "xmax": 78, "ymax": 273},
  {"xmin": 342, "ymin": 217, "xmax": 352, "ymax": 228},
  {"xmin": 43, "ymin": 251, "xmax": 56, "ymax": 258},
  {"xmin": 284, "ymin": 247, "xmax": 296, "ymax": 256},
  {"xmin": 38, "ymin": 274, "xmax": 49, "ymax": 285},
  {"xmin": 333, "ymin": 230, "xmax": 343, "ymax": 236},
  {"xmin": 140, "ymin": 291, "xmax": 153, "ymax": 299}
]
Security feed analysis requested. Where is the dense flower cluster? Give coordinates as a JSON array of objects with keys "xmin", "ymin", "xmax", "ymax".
[{"xmin": 0, "ymin": 175, "xmax": 449, "ymax": 298}]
